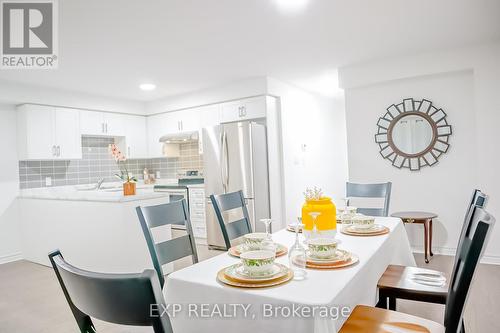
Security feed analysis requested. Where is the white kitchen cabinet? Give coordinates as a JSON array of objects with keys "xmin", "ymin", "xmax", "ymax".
[
  {"xmin": 196, "ymin": 104, "xmax": 221, "ymax": 154},
  {"xmin": 80, "ymin": 110, "xmax": 125, "ymax": 136},
  {"xmin": 55, "ymin": 108, "xmax": 82, "ymax": 159},
  {"xmin": 17, "ymin": 105, "xmax": 82, "ymax": 160},
  {"xmin": 147, "ymin": 112, "xmax": 179, "ymax": 158},
  {"xmin": 220, "ymin": 96, "xmax": 266, "ymax": 123},
  {"xmin": 103, "ymin": 112, "xmax": 125, "ymax": 136},
  {"xmin": 123, "ymin": 115, "xmax": 148, "ymax": 159},
  {"xmin": 80, "ymin": 110, "xmax": 103, "ymax": 136},
  {"xmin": 189, "ymin": 187, "xmax": 206, "ymax": 239}
]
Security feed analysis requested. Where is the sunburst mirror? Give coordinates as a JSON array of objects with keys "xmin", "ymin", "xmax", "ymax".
[{"xmin": 375, "ymin": 98, "xmax": 452, "ymax": 171}]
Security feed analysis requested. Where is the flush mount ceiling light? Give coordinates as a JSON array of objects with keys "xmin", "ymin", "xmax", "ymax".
[
  {"xmin": 274, "ymin": 0, "xmax": 309, "ymax": 12},
  {"xmin": 139, "ymin": 83, "xmax": 156, "ymax": 91}
]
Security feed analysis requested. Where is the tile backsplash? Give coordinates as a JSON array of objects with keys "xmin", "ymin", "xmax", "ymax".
[{"xmin": 18, "ymin": 137, "xmax": 203, "ymax": 189}]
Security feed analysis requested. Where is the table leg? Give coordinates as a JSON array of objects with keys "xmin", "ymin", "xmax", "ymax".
[
  {"xmin": 429, "ymin": 219, "xmax": 434, "ymax": 257},
  {"xmin": 389, "ymin": 297, "xmax": 396, "ymax": 311},
  {"xmin": 424, "ymin": 220, "xmax": 429, "ymax": 263},
  {"xmin": 376, "ymin": 293, "xmax": 387, "ymax": 309}
]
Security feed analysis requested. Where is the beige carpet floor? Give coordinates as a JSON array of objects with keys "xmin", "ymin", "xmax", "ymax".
[{"xmin": 0, "ymin": 248, "xmax": 498, "ymax": 332}]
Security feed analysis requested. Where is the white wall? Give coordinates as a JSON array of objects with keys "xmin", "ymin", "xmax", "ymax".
[
  {"xmin": 267, "ymin": 78, "xmax": 349, "ymax": 225},
  {"xmin": 339, "ymin": 42, "xmax": 500, "ymax": 262},
  {"xmin": 0, "ymin": 104, "xmax": 21, "ymax": 264},
  {"xmin": 0, "ymin": 79, "xmax": 145, "ymax": 115}
]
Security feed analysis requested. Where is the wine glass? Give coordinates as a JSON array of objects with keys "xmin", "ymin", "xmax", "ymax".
[
  {"xmin": 288, "ymin": 219, "xmax": 307, "ymax": 280},
  {"xmin": 309, "ymin": 212, "xmax": 321, "ymax": 240},
  {"xmin": 260, "ymin": 218, "xmax": 273, "ymax": 240}
]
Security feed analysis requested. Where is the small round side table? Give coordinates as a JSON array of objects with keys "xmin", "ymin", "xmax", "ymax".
[{"xmin": 391, "ymin": 211, "xmax": 438, "ymax": 263}]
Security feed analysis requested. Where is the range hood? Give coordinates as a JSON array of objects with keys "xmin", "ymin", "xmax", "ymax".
[{"xmin": 159, "ymin": 131, "xmax": 199, "ymax": 144}]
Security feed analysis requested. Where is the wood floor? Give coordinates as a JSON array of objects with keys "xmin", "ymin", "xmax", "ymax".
[{"xmin": 0, "ymin": 250, "xmax": 499, "ymax": 332}]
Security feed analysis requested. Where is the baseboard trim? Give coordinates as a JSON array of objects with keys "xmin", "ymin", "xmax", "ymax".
[
  {"xmin": 0, "ymin": 252, "xmax": 23, "ymax": 265},
  {"xmin": 411, "ymin": 246, "xmax": 500, "ymax": 265}
]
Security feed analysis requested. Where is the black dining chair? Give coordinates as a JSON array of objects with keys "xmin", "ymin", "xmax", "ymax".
[
  {"xmin": 346, "ymin": 181, "xmax": 392, "ymax": 217},
  {"xmin": 136, "ymin": 199, "xmax": 198, "ymax": 288},
  {"xmin": 48, "ymin": 250, "xmax": 172, "ymax": 333},
  {"xmin": 377, "ymin": 189, "xmax": 488, "ymax": 311},
  {"xmin": 340, "ymin": 206, "xmax": 495, "ymax": 333},
  {"xmin": 210, "ymin": 190, "xmax": 252, "ymax": 250}
]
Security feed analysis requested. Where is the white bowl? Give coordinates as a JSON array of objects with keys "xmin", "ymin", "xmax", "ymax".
[
  {"xmin": 307, "ymin": 238, "xmax": 338, "ymax": 259},
  {"xmin": 243, "ymin": 232, "xmax": 268, "ymax": 250},
  {"xmin": 240, "ymin": 250, "xmax": 275, "ymax": 276},
  {"xmin": 351, "ymin": 215, "xmax": 375, "ymax": 230}
]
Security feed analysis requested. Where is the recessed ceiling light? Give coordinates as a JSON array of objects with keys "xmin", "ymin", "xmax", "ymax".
[
  {"xmin": 274, "ymin": 0, "xmax": 309, "ymax": 12},
  {"xmin": 139, "ymin": 83, "xmax": 156, "ymax": 91}
]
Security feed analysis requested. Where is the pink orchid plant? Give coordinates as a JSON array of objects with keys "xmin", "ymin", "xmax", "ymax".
[{"xmin": 108, "ymin": 144, "xmax": 137, "ymax": 183}]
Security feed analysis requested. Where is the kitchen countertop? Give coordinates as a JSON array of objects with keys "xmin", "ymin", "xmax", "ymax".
[
  {"xmin": 18, "ymin": 184, "xmax": 170, "ymax": 203},
  {"xmin": 186, "ymin": 183, "xmax": 205, "ymax": 189}
]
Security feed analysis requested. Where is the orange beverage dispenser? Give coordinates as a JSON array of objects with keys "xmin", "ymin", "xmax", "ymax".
[{"xmin": 301, "ymin": 188, "xmax": 337, "ymax": 238}]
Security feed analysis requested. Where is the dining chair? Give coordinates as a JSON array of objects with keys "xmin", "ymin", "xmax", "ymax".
[
  {"xmin": 377, "ymin": 189, "xmax": 488, "ymax": 311},
  {"xmin": 210, "ymin": 190, "xmax": 252, "ymax": 250},
  {"xmin": 137, "ymin": 199, "xmax": 198, "ymax": 288},
  {"xmin": 346, "ymin": 181, "xmax": 392, "ymax": 217},
  {"xmin": 48, "ymin": 250, "xmax": 172, "ymax": 333},
  {"xmin": 340, "ymin": 206, "xmax": 495, "ymax": 333}
]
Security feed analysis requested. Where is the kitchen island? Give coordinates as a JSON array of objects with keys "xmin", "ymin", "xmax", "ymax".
[{"xmin": 17, "ymin": 185, "xmax": 172, "ymax": 273}]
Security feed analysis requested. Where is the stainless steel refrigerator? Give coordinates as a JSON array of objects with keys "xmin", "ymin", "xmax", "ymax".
[{"xmin": 203, "ymin": 121, "xmax": 270, "ymax": 249}]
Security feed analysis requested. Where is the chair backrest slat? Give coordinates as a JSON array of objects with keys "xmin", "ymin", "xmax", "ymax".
[
  {"xmin": 225, "ymin": 218, "xmax": 252, "ymax": 240},
  {"xmin": 156, "ymin": 235, "xmax": 195, "ymax": 265},
  {"xmin": 214, "ymin": 191, "xmax": 245, "ymax": 211},
  {"xmin": 210, "ymin": 190, "xmax": 252, "ymax": 250},
  {"xmin": 48, "ymin": 250, "xmax": 172, "ymax": 333},
  {"xmin": 356, "ymin": 208, "xmax": 385, "ymax": 217},
  {"xmin": 136, "ymin": 199, "xmax": 198, "ymax": 287},
  {"xmin": 346, "ymin": 182, "xmax": 392, "ymax": 217},
  {"xmin": 452, "ymin": 189, "xmax": 488, "ymax": 275},
  {"xmin": 444, "ymin": 207, "xmax": 495, "ymax": 333}
]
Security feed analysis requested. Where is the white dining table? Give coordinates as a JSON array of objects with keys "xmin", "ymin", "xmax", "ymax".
[{"xmin": 163, "ymin": 217, "xmax": 415, "ymax": 333}]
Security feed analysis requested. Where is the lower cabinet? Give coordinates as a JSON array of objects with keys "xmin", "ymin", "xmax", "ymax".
[{"xmin": 189, "ymin": 187, "xmax": 207, "ymax": 239}]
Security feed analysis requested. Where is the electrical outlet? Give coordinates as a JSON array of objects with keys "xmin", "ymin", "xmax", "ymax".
[{"xmin": 45, "ymin": 177, "xmax": 52, "ymax": 186}]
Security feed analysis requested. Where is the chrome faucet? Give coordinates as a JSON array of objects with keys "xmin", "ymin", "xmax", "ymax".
[{"xmin": 95, "ymin": 177, "xmax": 105, "ymax": 190}]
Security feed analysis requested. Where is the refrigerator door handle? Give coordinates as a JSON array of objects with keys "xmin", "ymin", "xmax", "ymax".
[
  {"xmin": 223, "ymin": 130, "xmax": 230, "ymax": 192},
  {"xmin": 220, "ymin": 130, "xmax": 228, "ymax": 193}
]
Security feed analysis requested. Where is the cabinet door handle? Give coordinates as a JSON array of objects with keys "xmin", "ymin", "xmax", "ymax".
[
  {"xmin": 101, "ymin": 123, "xmax": 104, "ymax": 133},
  {"xmin": 52, "ymin": 145, "xmax": 56, "ymax": 156},
  {"xmin": 128, "ymin": 146, "xmax": 131, "ymax": 157},
  {"xmin": 105, "ymin": 123, "xmax": 108, "ymax": 133},
  {"xmin": 241, "ymin": 106, "xmax": 246, "ymax": 117}
]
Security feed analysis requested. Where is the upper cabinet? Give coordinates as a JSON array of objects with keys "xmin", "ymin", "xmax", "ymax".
[
  {"xmin": 146, "ymin": 104, "xmax": 222, "ymax": 157},
  {"xmin": 123, "ymin": 115, "xmax": 148, "ymax": 159},
  {"xmin": 220, "ymin": 96, "xmax": 266, "ymax": 123},
  {"xmin": 80, "ymin": 110, "xmax": 125, "ymax": 136},
  {"xmin": 17, "ymin": 105, "xmax": 82, "ymax": 160},
  {"xmin": 147, "ymin": 112, "xmax": 177, "ymax": 158}
]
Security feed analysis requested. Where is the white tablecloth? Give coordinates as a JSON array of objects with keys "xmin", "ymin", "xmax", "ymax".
[{"xmin": 163, "ymin": 217, "xmax": 415, "ymax": 333}]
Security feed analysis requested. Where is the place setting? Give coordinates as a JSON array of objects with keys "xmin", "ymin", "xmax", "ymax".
[
  {"xmin": 217, "ymin": 249, "xmax": 294, "ymax": 288},
  {"xmin": 218, "ymin": 218, "xmax": 293, "ymax": 288},
  {"xmin": 288, "ymin": 221, "xmax": 359, "ymax": 271},
  {"xmin": 340, "ymin": 214, "xmax": 389, "ymax": 237},
  {"xmin": 228, "ymin": 219, "xmax": 288, "ymax": 258}
]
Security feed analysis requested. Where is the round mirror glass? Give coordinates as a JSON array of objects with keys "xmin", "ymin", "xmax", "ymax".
[{"xmin": 390, "ymin": 114, "xmax": 434, "ymax": 155}]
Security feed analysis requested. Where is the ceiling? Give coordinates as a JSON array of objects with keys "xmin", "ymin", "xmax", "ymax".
[{"xmin": 0, "ymin": 0, "xmax": 499, "ymax": 101}]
